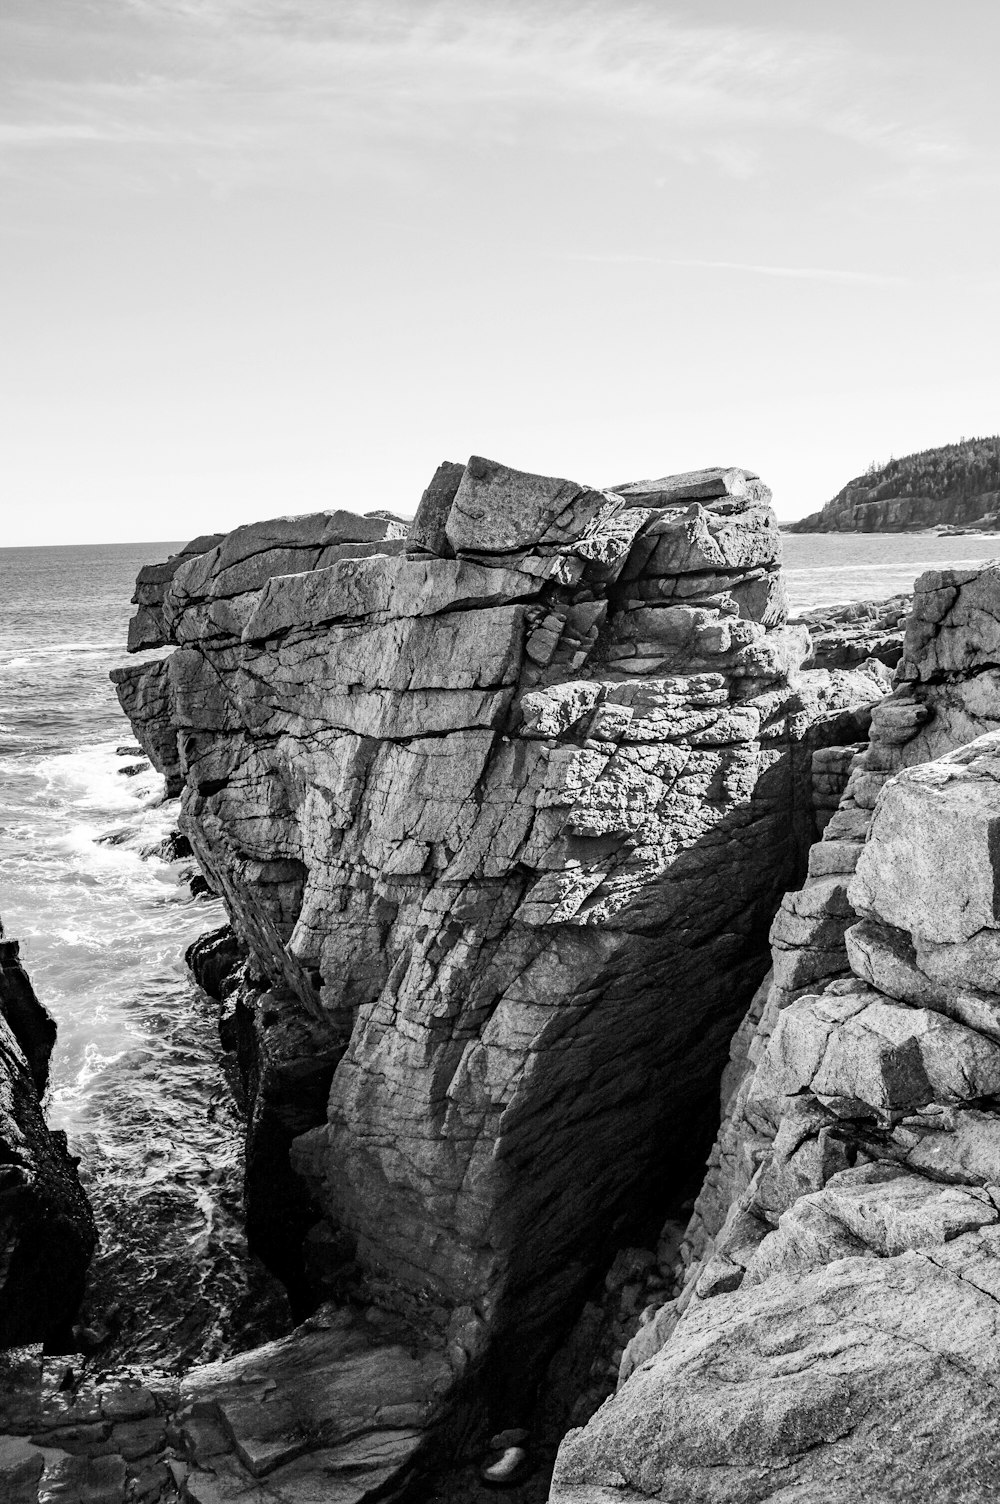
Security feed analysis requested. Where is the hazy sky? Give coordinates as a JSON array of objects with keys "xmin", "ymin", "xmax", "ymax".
[{"xmin": 2, "ymin": 1, "xmax": 999, "ymax": 544}]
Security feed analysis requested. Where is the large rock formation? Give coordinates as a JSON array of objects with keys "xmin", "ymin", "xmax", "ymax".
[
  {"xmin": 0, "ymin": 923, "xmax": 95, "ymax": 1346},
  {"xmin": 112, "ymin": 457, "xmax": 885, "ymax": 1490},
  {"xmin": 786, "ymin": 435, "xmax": 1000, "ymax": 532},
  {"xmin": 552, "ymin": 564, "xmax": 1000, "ymax": 1501}
]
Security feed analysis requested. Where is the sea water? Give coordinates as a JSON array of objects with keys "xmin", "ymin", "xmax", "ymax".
[
  {"xmin": 0, "ymin": 543, "xmax": 289, "ymax": 1367},
  {"xmin": 2, "ymin": 531, "xmax": 1000, "ymax": 1366},
  {"xmin": 782, "ymin": 531, "xmax": 1000, "ymax": 610}
]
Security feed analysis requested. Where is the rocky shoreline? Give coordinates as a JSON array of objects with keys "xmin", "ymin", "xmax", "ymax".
[
  {"xmin": 785, "ymin": 438, "xmax": 1000, "ymax": 533},
  {"xmin": 4, "ymin": 455, "xmax": 992, "ymax": 1501}
]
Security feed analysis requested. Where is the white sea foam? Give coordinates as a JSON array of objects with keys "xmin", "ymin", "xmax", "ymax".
[
  {"xmin": 35, "ymin": 740, "xmax": 163, "ymax": 814},
  {"xmin": 785, "ymin": 555, "xmax": 997, "ymax": 578},
  {"xmin": 6, "ymin": 640, "xmax": 122, "ymax": 657}
]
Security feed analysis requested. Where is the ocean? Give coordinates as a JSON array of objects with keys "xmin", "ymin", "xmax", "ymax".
[
  {"xmin": 780, "ymin": 531, "xmax": 1000, "ymax": 609},
  {"xmin": 0, "ymin": 542, "xmax": 289, "ymax": 1367},
  {"xmin": 2, "ymin": 529, "xmax": 999, "ymax": 1365}
]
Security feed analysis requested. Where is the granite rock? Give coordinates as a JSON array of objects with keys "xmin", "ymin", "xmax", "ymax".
[
  {"xmin": 558, "ymin": 563, "xmax": 1000, "ymax": 1502},
  {"xmin": 112, "ymin": 456, "xmax": 885, "ymax": 1482}
]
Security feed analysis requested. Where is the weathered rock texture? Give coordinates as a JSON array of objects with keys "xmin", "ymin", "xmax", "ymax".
[
  {"xmin": 553, "ymin": 562, "xmax": 1000, "ymax": 1502},
  {"xmin": 0, "ymin": 1306, "xmax": 443, "ymax": 1504},
  {"xmin": 792, "ymin": 594, "xmax": 908, "ymax": 671},
  {"xmin": 0, "ymin": 922, "xmax": 95, "ymax": 1346},
  {"xmin": 126, "ymin": 533, "xmax": 227, "ymax": 653},
  {"xmin": 113, "ymin": 458, "xmax": 885, "ymax": 1489}
]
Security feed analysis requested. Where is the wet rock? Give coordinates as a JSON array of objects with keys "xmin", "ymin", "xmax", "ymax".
[
  {"xmin": 116, "ymin": 759, "xmax": 150, "ymax": 778},
  {"xmin": 0, "ymin": 933, "xmax": 56, "ymax": 1095},
  {"xmin": 186, "ymin": 925, "xmax": 246, "ymax": 1002},
  {"xmin": 0, "ymin": 924, "xmax": 95, "ymax": 1348}
]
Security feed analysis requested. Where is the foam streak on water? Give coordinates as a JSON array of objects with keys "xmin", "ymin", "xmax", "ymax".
[{"xmin": 0, "ymin": 543, "xmax": 289, "ymax": 1367}]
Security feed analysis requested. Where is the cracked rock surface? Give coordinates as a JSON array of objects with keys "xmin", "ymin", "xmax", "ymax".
[
  {"xmin": 110, "ymin": 456, "xmax": 885, "ymax": 1496},
  {"xmin": 555, "ymin": 563, "xmax": 1000, "ymax": 1502}
]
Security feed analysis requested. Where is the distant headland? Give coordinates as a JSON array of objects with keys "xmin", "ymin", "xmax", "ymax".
[{"xmin": 787, "ymin": 435, "xmax": 1000, "ymax": 533}]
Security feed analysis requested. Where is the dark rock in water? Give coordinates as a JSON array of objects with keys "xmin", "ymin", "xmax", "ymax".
[
  {"xmin": 115, "ymin": 744, "xmax": 143, "ymax": 757},
  {"xmin": 0, "ymin": 922, "xmax": 95, "ymax": 1347},
  {"xmin": 139, "ymin": 828, "xmax": 192, "ymax": 861},
  {"xmin": 187, "ymin": 871, "xmax": 217, "ymax": 900},
  {"xmin": 0, "ymin": 937, "xmax": 56, "ymax": 1096},
  {"xmin": 186, "ymin": 925, "xmax": 245, "ymax": 1002},
  {"xmin": 116, "ymin": 760, "xmax": 150, "ymax": 778},
  {"xmin": 96, "ymin": 828, "xmax": 137, "ymax": 849}
]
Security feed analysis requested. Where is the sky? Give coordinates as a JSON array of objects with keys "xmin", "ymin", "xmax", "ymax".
[{"xmin": 2, "ymin": 0, "xmax": 999, "ymax": 544}]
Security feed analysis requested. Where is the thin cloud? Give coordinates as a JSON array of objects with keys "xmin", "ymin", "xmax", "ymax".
[
  {"xmin": 562, "ymin": 253, "xmax": 906, "ymax": 287},
  {"xmin": 0, "ymin": 0, "xmax": 968, "ymax": 186}
]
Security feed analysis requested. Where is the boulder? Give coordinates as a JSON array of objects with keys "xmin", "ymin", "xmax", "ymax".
[{"xmin": 552, "ymin": 1237, "xmax": 1000, "ymax": 1503}]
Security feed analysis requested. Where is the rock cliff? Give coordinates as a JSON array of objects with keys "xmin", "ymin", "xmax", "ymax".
[
  {"xmin": 112, "ymin": 456, "xmax": 886, "ymax": 1494},
  {"xmin": 0, "ymin": 922, "xmax": 95, "ymax": 1346},
  {"xmin": 553, "ymin": 562, "xmax": 1000, "ymax": 1502},
  {"xmin": 787, "ymin": 435, "xmax": 1000, "ymax": 532}
]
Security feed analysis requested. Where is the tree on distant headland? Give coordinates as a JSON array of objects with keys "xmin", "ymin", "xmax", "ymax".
[
  {"xmin": 853, "ymin": 436, "xmax": 1000, "ymax": 504},
  {"xmin": 788, "ymin": 436, "xmax": 1000, "ymax": 532}
]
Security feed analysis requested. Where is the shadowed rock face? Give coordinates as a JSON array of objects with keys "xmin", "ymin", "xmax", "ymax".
[
  {"xmin": 556, "ymin": 565, "xmax": 1000, "ymax": 1502},
  {"xmin": 112, "ymin": 458, "xmax": 885, "ymax": 1427},
  {"xmin": 0, "ymin": 925, "xmax": 95, "ymax": 1346}
]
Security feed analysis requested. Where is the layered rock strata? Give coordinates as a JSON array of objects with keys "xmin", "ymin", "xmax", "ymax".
[
  {"xmin": 113, "ymin": 458, "xmax": 886, "ymax": 1490},
  {"xmin": 0, "ymin": 922, "xmax": 95, "ymax": 1346},
  {"xmin": 553, "ymin": 563, "xmax": 1000, "ymax": 1501},
  {"xmin": 789, "ymin": 487, "xmax": 1000, "ymax": 532}
]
